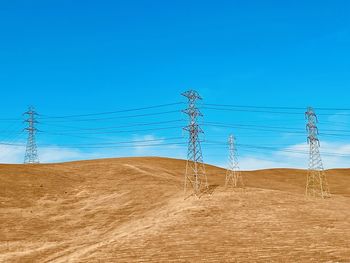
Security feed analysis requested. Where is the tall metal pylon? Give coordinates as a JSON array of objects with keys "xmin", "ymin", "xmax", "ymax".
[
  {"xmin": 225, "ymin": 134, "xmax": 244, "ymax": 188},
  {"xmin": 182, "ymin": 90, "xmax": 208, "ymax": 197},
  {"xmin": 305, "ymin": 107, "xmax": 330, "ymax": 198},
  {"xmin": 24, "ymin": 106, "xmax": 39, "ymax": 164}
]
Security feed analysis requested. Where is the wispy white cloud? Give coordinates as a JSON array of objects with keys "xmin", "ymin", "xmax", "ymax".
[
  {"xmin": 0, "ymin": 144, "xmax": 25, "ymax": 164},
  {"xmin": 1, "ymin": 138, "xmax": 348, "ymax": 170},
  {"xmin": 0, "ymin": 144, "xmax": 98, "ymax": 164},
  {"xmin": 131, "ymin": 134, "xmax": 186, "ymax": 159},
  {"xmin": 38, "ymin": 147, "xmax": 90, "ymax": 163},
  {"xmin": 234, "ymin": 141, "xmax": 350, "ymax": 170},
  {"xmin": 0, "ymin": 134, "xmax": 187, "ymax": 164},
  {"xmin": 132, "ymin": 134, "xmax": 165, "ymax": 155},
  {"xmin": 238, "ymin": 156, "xmax": 284, "ymax": 171},
  {"xmin": 327, "ymin": 112, "xmax": 350, "ymax": 123}
]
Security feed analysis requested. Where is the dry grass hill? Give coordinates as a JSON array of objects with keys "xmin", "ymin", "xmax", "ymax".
[{"xmin": 1, "ymin": 157, "xmax": 350, "ymax": 262}]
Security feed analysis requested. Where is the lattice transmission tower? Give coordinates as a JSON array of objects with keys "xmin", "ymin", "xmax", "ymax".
[
  {"xmin": 182, "ymin": 90, "xmax": 208, "ymax": 197},
  {"xmin": 24, "ymin": 106, "xmax": 39, "ymax": 164},
  {"xmin": 225, "ymin": 134, "xmax": 244, "ymax": 188},
  {"xmin": 305, "ymin": 107, "xmax": 330, "ymax": 198}
]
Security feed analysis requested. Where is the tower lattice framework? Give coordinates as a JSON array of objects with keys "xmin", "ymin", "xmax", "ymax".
[
  {"xmin": 225, "ymin": 134, "xmax": 244, "ymax": 188},
  {"xmin": 24, "ymin": 106, "xmax": 39, "ymax": 164},
  {"xmin": 305, "ymin": 107, "xmax": 330, "ymax": 198},
  {"xmin": 182, "ymin": 90, "xmax": 208, "ymax": 197}
]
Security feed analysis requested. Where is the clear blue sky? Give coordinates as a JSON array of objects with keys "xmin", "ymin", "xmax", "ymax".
[{"xmin": 0, "ymin": 0, "xmax": 349, "ymax": 168}]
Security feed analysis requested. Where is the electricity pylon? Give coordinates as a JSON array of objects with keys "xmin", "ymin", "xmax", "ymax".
[
  {"xmin": 182, "ymin": 90, "xmax": 208, "ymax": 197},
  {"xmin": 24, "ymin": 106, "xmax": 39, "ymax": 164},
  {"xmin": 305, "ymin": 107, "xmax": 330, "ymax": 198},
  {"xmin": 225, "ymin": 134, "xmax": 244, "ymax": 188}
]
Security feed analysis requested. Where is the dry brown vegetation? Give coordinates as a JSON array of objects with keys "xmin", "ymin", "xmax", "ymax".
[{"xmin": 1, "ymin": 157, "xmax": 350, "ymax": 262}]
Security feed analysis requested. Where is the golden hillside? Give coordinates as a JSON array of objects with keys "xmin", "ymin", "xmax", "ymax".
[{"xmin": 1, "ymin": 157, "xmax": 350, "ymax": 262}]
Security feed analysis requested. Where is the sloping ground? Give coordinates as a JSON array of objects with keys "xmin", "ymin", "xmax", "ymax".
[{"xmin": 0, "ymin": 157, "xmax": 350, "ymax": 262}]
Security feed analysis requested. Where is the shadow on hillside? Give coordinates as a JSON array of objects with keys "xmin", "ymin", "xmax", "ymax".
[
  {"xmin": 183, "ymin": 184, "xmax": 220, "ymax": 200},
  {"xmin": 206, "ymin": 184, "xmax": 219, "ymax": 195}
]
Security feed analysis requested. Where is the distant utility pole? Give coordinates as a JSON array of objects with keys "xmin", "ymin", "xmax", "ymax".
[
  {"xmin": 24, "ymin": 106, "xmax": 39, "ymax": 164},
  {"xmin": 182, "ymin": 90, "xmax": 208, "ymax": 197},
  {"xmin": 305, "ymin": 107, "xmax": 330, "ymax": 198},
  {"xmin": 225, "ymin": 134, "xmax": 244, "ymax": 188}
]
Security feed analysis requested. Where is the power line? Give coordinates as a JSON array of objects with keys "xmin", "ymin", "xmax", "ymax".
[
  {"xmin": 204, "ymin": 123, "xmax": 305, "ymax": 134},
  {"xmin": 38, "ymin": 102, "xmax": 183, "ymax": 119},
  {"xmin": 202, "ymin": 140, "xmax": 350, "ymax": 158},
  {"xmin": 0, "ymin": 131, "xmax": 26, "ymax": 162},
  {"xmin": 40, "ymin": 125, "xmax": 184, "ymax": 135},
  {"xmin": 202, "ymin": 106, "xmax": 303, "ymax": 115},
  {"xmin": 36, "ymin": 141, "xmax": 187, "ymax": 149},
  {"xmin": 38, "ymin": 110, "xmax": 182, "ymax": 123},
  {"xmin": 3, "ymin": 138, "xmax": 347, "ymax": 158},
  {"xmin": 39, "ymin": 119, "xmax": 184, "ymax": 132},
  {"xmin": 203, "ymin": 103, "xmax": 350, "ymax": 112},
  {"xmin": 0, "ymin": 141, "xmax": 25, "ymax": 147},
  {"xmin": 2, "ymin": 102, "xmax": 350, "ymax": 121},
  {"xmin": 205, "ymin": 121, "xmax": 305, "ymax": 131},
  {"xmin": 0, "ymin": 97, "xmax": 349, "ymax": 167},
  {"xmin": 37, "ymin": 136, "xmax": 184, "ymax": 147},
  {"xmin": 0, "ymin": 117, "xmax": 22, "ymax": 122},
  {"xmin": 202, "ymin": 106, "xmax": 350, "ymax": 116},
  {"xmin": 1, "ymin": 137, "xmax": 186, "ymax": 148},
  {"xmin": 204, "ymin": 122, "xmax": 350, "ymax": 137}
]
